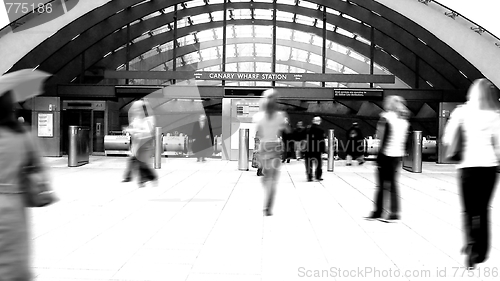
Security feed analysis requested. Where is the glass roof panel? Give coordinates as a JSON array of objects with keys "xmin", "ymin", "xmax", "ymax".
[
  {"xmin": 211, "ymin": 10, "xmax": 224, "ymax": 21},
  {"xmin": 342, "ymin": 14, "xmax": 362, "ymax": 24},
  {"xmin": 349, "ymin": 51, "xmax": 367, "ymax": 62},
  {"xmin": 234, "ymin": 25, "xmax": 254, "ymax": 37},
  {"xmin": 355, "ymin": 35, "xmax": 371, "ymax": 45},
  {"xmin": 142, "ymin": 11, "xmax": 162, "ymax": 21},
  {"xmin": 163, "ymin": 6, "xmax": 175, "ymax": 14},
  {"xmin": 152, "ymin": 26, "xmax": 169, "ymax": 36},
  {"xmin": 191, "ymin": 13, "xmax": 211, "ymax": 25},
  {"xmin": 200, "ymin": 47, "xmax": 220, "ymax": 60},
  {"xmin": 311, "ymin": 35, "xmax": 322, "ymax": 47},
  {"xmin": 208, "ymin": 0, "xmax": 224, "ymax": 4},
  {"xmin": 226, "ymin": 63, "xmax": 237, "ymax": 72},
  {"xmin": 336, "ymin": 27, "xmax": 354, "ymax": 38},
  {"xmin": 315, "ymin": 18, "xmax": 324, "ymax": 28},
  {"xmin": 176, "ymin": 18, "xmax": 190, "ymax": 29},
  {"xmin": 254, "ymin": 25, "xmax": 273, "ymax": 37},
  {"xmin": 185, "ymin": 0, "xmax": 206, "ymax": 8},
  {"xmin": 276, "ymin": 0, "xmax": 295, "ymax": 5},
  {"xmin": 276, "ymin": 27, "xmax": 292, "ymax": 40},
  {"xmin": 254, "ymin": 9, "xmax": 273, "ymax": 20},
  {"xmin": 296, "ymin": 14, "xmax": 315, "ymax": 26},
  {"xmin": 276, "ymin": 45, "xmax": 291, "ymax": 61},
  {"xmin": 309, "ymin": 53, "xmax": 322, "ymax": 66},
  {"xmin": 254, "ymin": 0, "xmax": 273, "ymax": 3},
  {"xmin": 326, "ymin": 23, "xmax": 335, "ymax": 31},
  {"xmin": 237, "ymin": 43, "xmax": 254, "ymax": 57},
  {"xmin": 239, "ymin": 62, "xmax": 255, "ymax": 72},
  {"xmin": 326, "ymin": 59, "xmax": 344, "ymax": 72},
  {"xmin": 256, "ymin": 62, "xmax": 272, "ymax": 72},
  {"xmin": 301, "ymin": 0, "xmax": 319, "ymax": 10},
  {"xmin": 226, "ymin": 45, "xmax": 236, "ymax": 57},
  {"xmin": 178, "ymin": 34, "xmax": 197, "ymax": 46},
  {"xmin": 255, "ymin": 43, "xmax": 272, "ymax": 57},
  {"xmin": 213, "ymin": 27, "xmax": 223, "ymax": 40},
  {"xmin": 293, "ymin": 30, "xmax": 312, "ymax": 44},
  {"xmin": 231, "ymin": 9, "xmax": 252, "ymax": 20},
  {"xmin": 276, "ymin": 11, "xmax": 294, "ymax": 22},
  {"xmin": 132, "ymin": 33, "xmax": 150, "ymax": 44},
  {"xmin": 329, "ymin": 42, "xmax": 349, "ymax": 54},
  {"xmin": 184, "ymin": 52, "xmax": 201, "ymax": 64},
  {"xmin": 326, "ymin": 7, "xmax": 341, "ymax": 16},
  {"xmin": 292, "ymin": 49, "xmax": 309, "ymax": 62},
  {"xmin": 197, "ymin": 29, "xmax": 217, "ymax": 42},
  {"xmin": 204, "ymin": 65, "xmax": 222, "ymax": 71}
]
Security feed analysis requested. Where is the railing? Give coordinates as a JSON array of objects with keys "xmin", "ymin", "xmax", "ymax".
[{"xmin": 416, "ymin": 0, "xmax": 500, "ymax": 48}]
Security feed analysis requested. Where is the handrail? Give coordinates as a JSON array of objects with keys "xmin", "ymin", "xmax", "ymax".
[
  {"xmin": 417, "ymin": 0, "xmax": 500, "ymax": 47},
  {"xmin": 0, "ymin": 0, "xmax": 60, "ymax": 35}
]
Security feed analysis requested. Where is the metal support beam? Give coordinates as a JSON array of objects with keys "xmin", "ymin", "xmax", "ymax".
[
  {"xmin": 272, "ymin": 0, "xmax": 277, "ymax": 87},
  {"xmin": 126, "ymin": 23, "xmax": 130, "ymax": 85},
  {"xmin": 415, "ymin": 56, "xmax": 420, "ymax": 89},
  {"xmin": 370, "ymin": 26, "xmax": 374, "ymax": 89},
  {"xmin": 222, "ymin": 0, "xmax": 227, "ymax": 86},
  {"xmin": 172, "ymin": 4, "xmax": 178, "ymax": 84},
  {"xmin": 322, "ymin": 5, "xmax": 327, "ymax": 88},
  {"xmin": 80, "ymin": 51, "xmax": 85, "ymax": 84}
]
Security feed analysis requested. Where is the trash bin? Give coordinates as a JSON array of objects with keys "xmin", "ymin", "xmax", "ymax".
[{"xmin": 68, "ymin": 126, "xmax": 90, "ymax": 167}]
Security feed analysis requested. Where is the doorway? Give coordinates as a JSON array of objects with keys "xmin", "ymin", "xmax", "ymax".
[{"xmin": 62, "ymin": 109, "xmax": 105, "ymax": 155}]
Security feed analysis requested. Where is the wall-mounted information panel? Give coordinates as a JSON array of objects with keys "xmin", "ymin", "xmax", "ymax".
[{"xmin": 333, "ymin": 89, "xmax": 384, "ymax": 100}]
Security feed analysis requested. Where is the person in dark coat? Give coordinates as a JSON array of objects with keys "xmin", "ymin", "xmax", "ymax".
[
  {"xmin": 281, "ymin": 117, "xmax": 295, "ymax": 163},
  {"xmin": 293, "ymin": 121, "xmax": 306, "ymax": 160},
  {"xmin": 191, "ymin": 114, "xmax": 212, "ymax": 162},
  {"xmin": 345, "ymin": 122, "xmax": 365, "ymax": 166},
  {"xmin": 304, "ymin": 116, "xmax": 326, "ymax": 181}
]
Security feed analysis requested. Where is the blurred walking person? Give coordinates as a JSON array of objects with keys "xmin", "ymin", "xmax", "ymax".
[
  {"xmin": 255, "ymin": 89, "xmax": 290, "ymax": 216},
  {"xmin": 0, "ymin": 91, "xmax": 36, "ymax": 280},
  {"xmin": 304, "ymin": 116, "xmax": 326, "ymax": 182},
  {"xmin": 281, "ymin": 117, "xmax": 294, "ymax": 163},
  {"xmin": 294, "ymin": 121, "xmax": 306, "ymax": 160},
  {"xmin": 122, "ymin": 100, "xmax": 157, "ymax": 187},
  {"xmin": 345, "ymin": 122, "xmax": 365, "ymax": 166},
  {"xmin": 368, "ymin": 95, "xmax": 409, "ymax": 221},
  {"xmin": 192, "ymin": 114, "xmax": 212, "ymax": 162},
  {"xmin": 443, "ymin": 78, "xmax": 500, "ymax": 269}
]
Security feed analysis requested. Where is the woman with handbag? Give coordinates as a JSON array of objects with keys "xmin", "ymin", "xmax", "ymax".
[
  {"xmin": 443, "ymin": 78, "xmax": 500, "ymax": 269},
  {"xmin": 367, "ymin": 95, "xmax": 410, "ymax": 221}
]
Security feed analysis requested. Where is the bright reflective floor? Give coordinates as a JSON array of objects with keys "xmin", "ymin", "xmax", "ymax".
[{"xmin": 31, "ymin": 156, "xmax": 499, "ymax": 281}]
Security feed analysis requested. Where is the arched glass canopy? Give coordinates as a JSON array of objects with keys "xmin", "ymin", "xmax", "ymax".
[
  {"xmin": 6, "ymin": 0, "xmax": 482, "ymax": 91},
  {"xmin": 115, "ymin": 0, "xmax": 405, "ymax": 88}
]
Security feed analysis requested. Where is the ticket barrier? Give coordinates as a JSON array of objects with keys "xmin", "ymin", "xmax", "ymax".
[
  {"xmin": 403, "ymin": 131, "xmax": 423, "ymax": 173},
  {"xmin": 214, "ymin": 135, "xmax": 223, "ymax": 154},
  {"xmin": 162, "ymin": 135, "xmax": 188, "ymax": 156},
  {"xmin": 104, "ymin": 131, "xmax": 131, "ymax": 156}
]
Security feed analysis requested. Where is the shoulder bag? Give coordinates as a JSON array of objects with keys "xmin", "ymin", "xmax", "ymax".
[{"xmin": 19, "ymin": 133, "xmax": 57, "ymax": 207}]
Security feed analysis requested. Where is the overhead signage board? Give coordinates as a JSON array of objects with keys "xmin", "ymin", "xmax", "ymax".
[
  {"xmin": 193, "ymin": 72, "xmax": 395, "ymax": 83},
  {"xmin": 333, "ymin": 89, "xmax": 383, "ymax": 100}
]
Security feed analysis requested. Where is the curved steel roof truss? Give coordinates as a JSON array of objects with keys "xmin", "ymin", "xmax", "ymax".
[{"xmin": 8, "ymin": 0, "xmax": 482, "ymax": 90}]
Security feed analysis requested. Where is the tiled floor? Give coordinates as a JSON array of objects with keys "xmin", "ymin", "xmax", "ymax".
[{"xmin": 30, "ymin": 156, "xmax": 499, "ymax": 280}]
